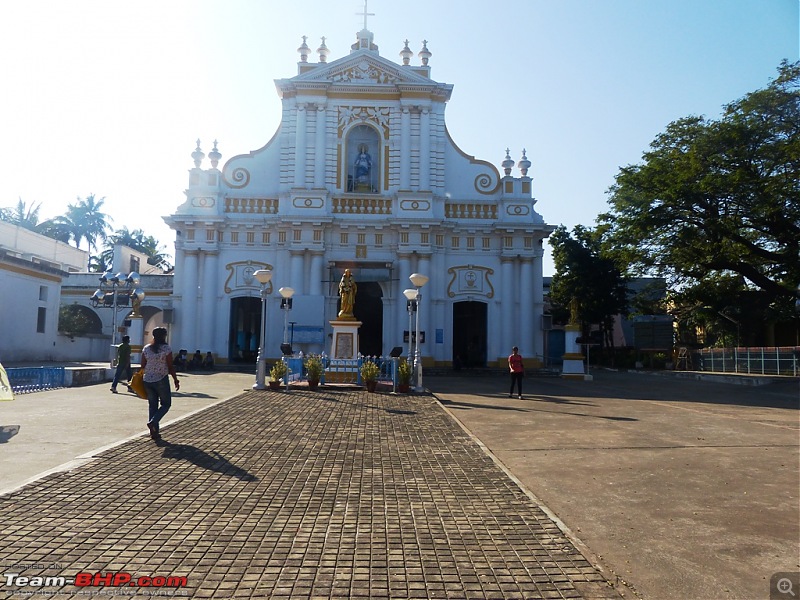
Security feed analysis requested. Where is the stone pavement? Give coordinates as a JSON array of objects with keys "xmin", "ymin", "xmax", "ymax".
[{"xmin": 0, "ymin": 380, "xmax": 622, "ymax": 599}]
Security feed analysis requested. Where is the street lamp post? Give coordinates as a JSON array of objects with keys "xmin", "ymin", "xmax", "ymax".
[
  {"xmin": 252, "ymin": 269, "xmax": 273, "ymax": 390},
  {"xmin": 408, "ymin": 273, "xmax": 429, "ymax": 392},
  {"xmin": 403, "ymin": 289, "xmax": 418, "ymax": 365},
  {"xmin": 279, "ymin": 287, "xmax": 295, "ymax": 391},
  {"xmin": 91, "ymin": 271, "xmax": 143, "ymax": 367}
]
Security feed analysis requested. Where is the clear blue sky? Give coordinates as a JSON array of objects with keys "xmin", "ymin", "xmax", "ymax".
[{"xmin": 2, "ymin": 0, "xmax": 797, "ymax": 275}]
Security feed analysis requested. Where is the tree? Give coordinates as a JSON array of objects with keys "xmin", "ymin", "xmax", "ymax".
[
  {"xmin": 102, "ymin": 227, "xmax": 173, "ymax": 273},
  {"xmin": 600, "ymin": 61, "xmax": 800, "ymax": 315},
  {"xmin": 0, "ymin": 198, "xmax": 43, "ymax": 230},
  {"xmin": 50, "ymin": 194, "xmax": 112, "ymax": 255},
  {"xmin": 548, "ymin": 224, "xmax": 629, "ymax": 350}
]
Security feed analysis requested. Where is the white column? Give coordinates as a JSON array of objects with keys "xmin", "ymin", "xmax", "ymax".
[
  {"xmin": 419, "ymin": 108, "xmax": 431, "ymax": 191},
  {"xmin": 518, "ymin": 258, "xmax": 542, "ymax": 358},
  {"xmin": 529, "ymin": 254, "xmax": 544, "ymax": 361},
  {"xmin": 314, "ymin": 105, "xmax": 327, "ymax": 188},
  {"xmin": 501, "ymin": 256, "xmax": 515, "ymax": 360},
  {"xmin": 397, "ymin": 253, "xmax": 412, "ymax": 352},
  {"xmin": 294, "ymin": 103, "xmax": 307, "ymax": 188},
  {"xmin": 400, "ymin": 107, "xmax": 411, "ymax": 190},
  {"xmin": 180, "ymin": 251, "xmax": 199, "ymax": 352},
  {"xmin": 200, "ymin": 251, "xmax": 218, "ymax": 352},
  {"xmin": 309, "ymin": 252, "xmax": 324, "ymax": 296},
  {"xmin": 290, "ymin": 250, "xmax": 305, "ymax": 295},
  {"xmin": 417, "ymin": 254, "xmax": 432, "ymax": 360}
]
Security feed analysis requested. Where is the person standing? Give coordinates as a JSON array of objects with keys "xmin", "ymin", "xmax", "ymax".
[
  {"xmin": 141, "ymin": 327, "xmax": 180, "ymax": 440},
  {"xmin": 110, "ymin": 335, "xmax": 132, "ymax": 393},
  {"xmin": 508, "ymin": 346, "xmax": 524, "ymax": 399}
]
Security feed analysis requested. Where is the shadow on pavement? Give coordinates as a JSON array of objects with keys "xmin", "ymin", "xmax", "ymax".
[{"xmin": 156, "ymin": 439, "xmax": 257, "ymax": 481}]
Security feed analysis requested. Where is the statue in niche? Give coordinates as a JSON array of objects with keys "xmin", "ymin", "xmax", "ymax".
[
  {"xmin": 338, "ymin": 269, "xmax": 358, "ymax": 320},
  {"xmin": 354, "ymin": 144, "xmax": 372, "ymax": 186}
]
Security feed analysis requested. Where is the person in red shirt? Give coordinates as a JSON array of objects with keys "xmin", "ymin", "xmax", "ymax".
[{"xmin": 508, "ymin": 346, "xmax": 524, "ymax": 399}]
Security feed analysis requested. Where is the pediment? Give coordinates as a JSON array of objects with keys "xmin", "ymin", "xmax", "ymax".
[{"xmin": 291, "ymin": 50, "xmax": 433, "ymax": 86}]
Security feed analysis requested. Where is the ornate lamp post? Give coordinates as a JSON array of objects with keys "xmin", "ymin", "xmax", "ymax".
[
  {"xmin": 408, "ymin": 273, "xmax": 429, "ymax": 391},
  {"xmin": 279, "ymin": 287, "xmax": 295, "ymax": 391},
  {"xmin": 403, "ymin": 288, "xmax": 418, "ymax": 365},
  {"xmin": 252, "ymin": 269, "xmax": 273, "ymax": 390},
  {"xmin": 91, "ymin": 271, "xmax": 144, "ymax": 367}
]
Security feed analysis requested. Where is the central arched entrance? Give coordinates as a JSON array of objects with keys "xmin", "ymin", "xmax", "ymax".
[
  {"xmin": 453, "ymin": 301, "xmax": 487, "ymax": 368},
  {"xmin": 353, "ymin": 281, "xmax": 383, "ymax": 356},
  {"xmin": 229, "ymin": 296, "xmax": 260, "ymax": 364}
]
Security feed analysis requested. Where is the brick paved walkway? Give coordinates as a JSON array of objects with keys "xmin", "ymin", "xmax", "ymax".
[{"xmin": 0, "ymin": 389, "xmax": 620, "ymax": 599}]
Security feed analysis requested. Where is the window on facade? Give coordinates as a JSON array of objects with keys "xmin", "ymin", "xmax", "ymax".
[
  {"xmin": 375, "ymin": 233, "xmax": 383, "ymax": 247},
  {"xmin": 231, "ymin": 232, "xmax": 239, "ymax": 243},
  {"xmin": 503, "ymin": 236, "xmax": 513, "ymax": 248},
  {"xmin": 524, "ymin": 237, "xmax": 533, "ymax": 249},
  {"xmin": 421, "ymin": 233, "xmax": 429, "ymax": 245},
  {"xmin": 187, "ymin": 229, "xmax": 195, "ymax": 241},
  {"xmin": 313, "ymin": 230, "xmax": 322, "ymax": 242},
  {"xmin": 340, "ymin": 233, "xmax": 349, "ymax": 245},
  {"xmin": 467, "ymin": 237, "xmax": 475, "ymax": 249},
  {"xmin": 435, "ymin": 234, "xmax": 444, "ymax": 247},
  {"xmin": 278, "ymin": 231, "xmax": 287, "ymax": 243},
  {"xmin": 294, "ymin": 230, "xmax": 302, "ymax": 242},
  {"xmin": 129, "ymin": 256, "xmax": 140, "ymax": 273},
  {"xmin": 357, "ymin": 233, "xmax": 366, "ymax": 245},
  {"xmin": 39, "ymin": 286, "xmax": 48, "ymax": 301},
  {"xmin": 483, "ymin": 237, "xmax": 491, "ymax": 249},
  {"xmin": 37, "ymin": 307, "xmax": 46, "ymax": 333},
  {"xmin": 452, "ymin": 237, "xmax": 460, "ymax": 248},
  {"xmin": 263, "ymin": 232, "xmax": 270, "ymax": 244},
  {"xmin": 207, "ymin": 229, "xmax": 215, "ymax": 242},
  {"xmin": 247, "ymin": 232, "xmax": 255, "ymax": 244},
  {"xmin": 400, "ymin": 232, "xmax": 409, "ymax": 244}
]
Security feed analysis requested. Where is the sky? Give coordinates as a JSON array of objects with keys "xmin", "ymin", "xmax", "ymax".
[{"xmin": 1, "ymin": 0, "xmax": 797, "ymax": 276}]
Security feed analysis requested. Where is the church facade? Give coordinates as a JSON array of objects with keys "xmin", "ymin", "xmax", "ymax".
[{"xmin": 165, "ymin": 26, "xmax": 554, "ymax": 368}]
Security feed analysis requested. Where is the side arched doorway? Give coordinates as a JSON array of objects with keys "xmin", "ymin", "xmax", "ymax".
[{"xmin": 453, "ymin": 301, "xmax": 487, "ymax": 368}]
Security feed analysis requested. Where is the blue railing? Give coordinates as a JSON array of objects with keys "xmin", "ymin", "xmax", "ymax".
[
  {"xmin": 5, "ymin": 367, "xmax": 66, "ymax": 394},
  {"xmin": 279, "ymin": 355, "xmax": 398, "ymax": 386}
]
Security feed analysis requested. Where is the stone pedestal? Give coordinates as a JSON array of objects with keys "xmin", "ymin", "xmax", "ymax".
[
  {"xmin": 327, "ymin": 319, "xmax": 362, "ymax": 383},
  {"xmin": 561, "ymin": 325, "xmax": 592, "ymax": 381},
  {"xmin": 127, "ymin": 314, "xmax": 145, "ymax": 365}
]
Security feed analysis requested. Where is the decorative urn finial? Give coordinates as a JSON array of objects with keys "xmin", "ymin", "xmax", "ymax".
[
  {"xmin": 317, "ymin": 37, "xmax": 330, "ymax": 63},
  {"xmin": 209, "ymin": 140, "xmax": 222, "ymax": 169},
  {"xmin": 502, "ymin": 149, "xmax": 514, "ymax": 176},
  {"xmin": 191, "ymin": 139, "xmax": 205, "ymax": 168},
  {"xmin": 400, "ymin": 39, "xmax": 413, "ymax": 65},
  {"xmin": 297, "ymin": 35, "xmax": 310, "ymax": 63},
  {"xmin": 418, "ymin": 40, "xmax": 431, "ymax": 66},
  {"xmin": 517, "ymin": 149, "xmax": 531, "ymax": 177}
]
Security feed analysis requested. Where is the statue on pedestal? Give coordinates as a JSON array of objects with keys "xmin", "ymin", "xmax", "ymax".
[{"xmin": 338, "ymin": 269, "xmax": 357, "ymax": 320}]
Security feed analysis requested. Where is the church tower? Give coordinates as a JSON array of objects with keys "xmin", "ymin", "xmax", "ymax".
[{"xmin": 166, "ymin": 21, "xmax": 553, "ymax": 368}]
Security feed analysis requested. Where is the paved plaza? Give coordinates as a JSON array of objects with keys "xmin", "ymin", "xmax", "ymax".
[{"xmin": 0, "ymin": 369, "xmax": 797, "ymax": 599}]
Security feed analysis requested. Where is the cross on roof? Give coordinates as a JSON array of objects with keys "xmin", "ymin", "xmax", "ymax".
[{"xmin": 357, "ymin": 0, "xmax": 374, "ymax": 30}]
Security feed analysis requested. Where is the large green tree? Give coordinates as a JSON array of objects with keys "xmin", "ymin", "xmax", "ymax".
[
  {"xmin": 600, "ymin": 61, "xmax": 799, "ymax": 316},
  {"xmin": 548, "ymin": 224, "xmax": 629, "ymax": 349},
  {"xmin": 100, "ymin": 227, "xmax": 173, "ymax": 273}
]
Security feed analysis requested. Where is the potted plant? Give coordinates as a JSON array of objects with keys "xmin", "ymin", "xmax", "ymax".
[
  {"xmin": 304, "ymin": 354, "xmax": 324, "ymax": 390},
  {"xmin": 269, "ymin": 360, "xmax": 287, "ymax": 390},
  {"xmin": 397, "ymin": 359, "xmax": 412, "ymax": 393},
  {"xmin": 360, "ymin": 360, "xmax": 380, "ymax": 392}
]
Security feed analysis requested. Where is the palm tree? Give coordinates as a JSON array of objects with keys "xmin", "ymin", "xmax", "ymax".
[
  {"xmin": 0, "ymin": 198, "xmax": 43, "ymax": 230},
  {"xmin": 51, "ymin": 194, "xmax": 112, "ymax": 255}
]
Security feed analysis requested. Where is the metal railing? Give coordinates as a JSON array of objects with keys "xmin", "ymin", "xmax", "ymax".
[
  {"xmin": 691, "ymin": 347, "xmax": 800, "ymax": 376},
  {"xmin": 5, "ymin": 367, "xmax": 66, "ymax": 394},
  {"xmin": 281, "ymin": 355, "xmax": 398, "ymax": 386}
]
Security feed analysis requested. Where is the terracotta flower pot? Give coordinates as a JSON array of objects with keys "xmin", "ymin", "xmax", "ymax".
[
  {"xmin": 268, "ymin": 380, "xmax": 282, "ymax": 391},
  {"xmin": 307, "ymin": 380, "xmax": 319, "ymax": 391},
  {"xmin": 365, "ymin": 380, "xmax": 378, "ymax": 393}
]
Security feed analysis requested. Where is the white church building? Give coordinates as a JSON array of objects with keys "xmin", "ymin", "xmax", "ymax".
[{"xmin": 165, "ymin": 25, "xmax": 554, "ymax": 369}]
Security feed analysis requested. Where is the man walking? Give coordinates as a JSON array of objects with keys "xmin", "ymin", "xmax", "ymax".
[{"xmin": 111, "ymin": 335, "xmax": 132, "ymax": 394}]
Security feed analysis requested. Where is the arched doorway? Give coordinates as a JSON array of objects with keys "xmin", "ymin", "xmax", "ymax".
[
  {"xmin": 352, "ymin": 282, "xmax": 383, "ymax": 356},
  {"xmin": 453, "ymin": 301, "xmax": 487, "ymax": 368},
  {"xmin": 229, "ymin": 297, "xmax": 260, "ymax": 364}
]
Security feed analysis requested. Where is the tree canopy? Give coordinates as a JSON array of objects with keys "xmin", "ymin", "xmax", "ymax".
[{"xmin": 600, "ymin": 61, "xmax": 799, "ymax": 313}]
